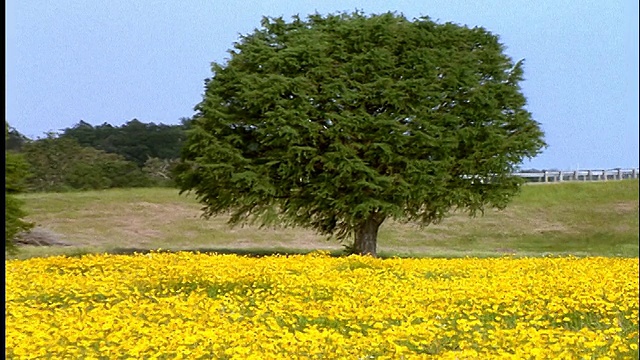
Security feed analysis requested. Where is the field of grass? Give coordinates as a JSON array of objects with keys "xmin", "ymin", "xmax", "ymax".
[{"xmin": 9, "ymin": 179, "xmax": 639, "ymax": 259}]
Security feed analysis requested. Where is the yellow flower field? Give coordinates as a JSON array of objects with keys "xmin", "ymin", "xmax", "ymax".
[{"xmin": 6, "ymin": 252, "xmax": 639, "ymax": 359}]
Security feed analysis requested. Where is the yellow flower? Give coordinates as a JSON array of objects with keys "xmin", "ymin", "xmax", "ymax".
[{"xmin": 5, "ymin": 254, "xmax": 638, "ymax": 358}]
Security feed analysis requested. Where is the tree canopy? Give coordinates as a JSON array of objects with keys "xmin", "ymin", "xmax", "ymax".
[{"xmin": 176, "ymin": 11, "xmax": 546, "ymax": 256}]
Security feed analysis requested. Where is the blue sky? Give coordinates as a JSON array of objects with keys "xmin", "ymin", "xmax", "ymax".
[{"xmin": 6, "ymin": 0, "xmax": 639, "ymax": 170}]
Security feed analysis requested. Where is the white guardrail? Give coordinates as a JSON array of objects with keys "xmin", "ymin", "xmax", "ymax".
[{"xmin": 513, "ymin": 168, "xmax": 639, "ymax": 183}]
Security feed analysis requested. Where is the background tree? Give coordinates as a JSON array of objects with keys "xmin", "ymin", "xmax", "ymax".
[
  {"xmin": 5, "ymin": 124, "xmax": 30, "ymax": 152},
  {"xmin": 142, "ymin": 157, "xmax": 180, "ymax": 187},
  {"xmin": 173, "ymin": 12, "xmax": 544, "ymax": 256},
  {"xmin": 5, "ymin": 122, "xmax": 34, "ymax": 252},
  {"xmin": 22, "ymin": 134, "xmax": 150, "ymax": 192},
  {"xmin": 61, "ymin": 119, "xmax": 187, "ymax": 167}
]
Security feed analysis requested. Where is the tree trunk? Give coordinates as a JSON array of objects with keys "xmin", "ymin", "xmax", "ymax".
[{"xmin": 353, "ymin": 213, "xmax": 386, "ymax": 257}]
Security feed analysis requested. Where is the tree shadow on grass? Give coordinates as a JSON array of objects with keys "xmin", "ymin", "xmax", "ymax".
[
  {"xmin": 10, "ymin": 245, "xmax": 428, "ymax": 260},
  {"xmin": 70, "ymin": 246, "xmax": 418, "ymax": 259},
  {"xmin": 108, "ymin": 247, "xmax": 347, "ymax": 258}
]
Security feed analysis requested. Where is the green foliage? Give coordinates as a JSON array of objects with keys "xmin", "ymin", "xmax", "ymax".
[
  {"xmin": 5, "ymin": 124, "xmax": 30, "ymax": 152},
  {"xmin": 61, "ymin": 119, "xmax": 188, "ymax": 167},
  {"xmin": 165, "ymin": 12, "xmax": 543, "ymax": 255},
  {"xmin": 21, "ymin": 134, "xmax": 151, "ymax": 192},
  {"xmin": 7, "ymin": 118, "xmax": 188, "ymax": 192},
  {"xmin": 5, "ymin": 150, "xmax": 31, "ymax": 194},
  {"xmin": 5, "ymin": 195, "xmax": 33, "ymax": 252},
  {"xmin": 6, "ymin": 123, "xmax": 34, "ymax": 251}
]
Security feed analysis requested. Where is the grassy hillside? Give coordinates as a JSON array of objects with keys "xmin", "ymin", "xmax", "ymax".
[{"xmin": 9, "ymin": 180, "xmax": 638, "ymax": 259}]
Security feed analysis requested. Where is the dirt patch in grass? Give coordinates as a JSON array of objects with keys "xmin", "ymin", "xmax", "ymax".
[
  {"xmin": 612, "ymin": 201, "xmax": 639, "ymax": 214},
  {"xmin": 16, "ymin": 227, "xmax": 71, "ymax": 247},
  {"xmin": 395, "ymin": 206, "xmax": 575, "ymax": 238}
]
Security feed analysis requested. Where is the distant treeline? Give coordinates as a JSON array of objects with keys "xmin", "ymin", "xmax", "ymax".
[{"xmin": 5, "ymin": 119, "xmax": 191, "ymax": 192}]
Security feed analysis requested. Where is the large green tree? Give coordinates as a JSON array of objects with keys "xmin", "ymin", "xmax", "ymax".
[{"xmin": 176, "ymin": 12, "xmax": 546, "ymax": 256}]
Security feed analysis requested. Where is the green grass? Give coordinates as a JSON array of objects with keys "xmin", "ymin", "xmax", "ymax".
[{"xmin": 8, "ymin": 180, "xmax": 639, "ymax": 259}]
